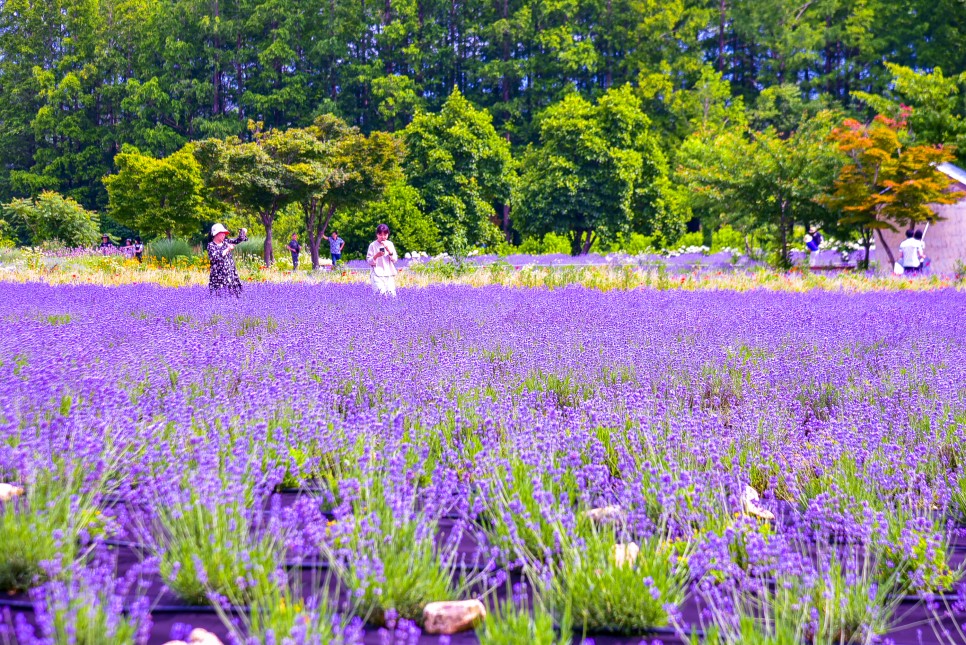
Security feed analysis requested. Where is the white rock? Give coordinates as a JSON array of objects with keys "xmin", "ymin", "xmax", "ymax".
[
  {"xmin": 741, "ymin": 484, "xmax": 775, "ymax": 521},
  {"xmin": 188, "ymin": 628, "xmax": 224, "ymax": 645},
  {"xmin": 0, "ymin": 483, "xmax": 24, "ymax": 503},
  {"xmin": 611, "ymin": 542, "xmax": 640, "ymax": 568},
  {"xmin": 584, "ymin": 505, "xmax": 625, "ymax": 525},
  {"xmin": 423, "ymin": 599, "xmax": 486, "ymax": 634}
]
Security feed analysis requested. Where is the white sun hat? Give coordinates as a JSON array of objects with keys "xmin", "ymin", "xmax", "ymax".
[{"xmin": 211, "ymin": 223, "xmax": 230, "ymax": 236}]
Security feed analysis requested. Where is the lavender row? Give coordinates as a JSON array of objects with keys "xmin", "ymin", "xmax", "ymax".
[{"xmin": 1, "ymin": 283, "xmax": 965, "ymax": 644}]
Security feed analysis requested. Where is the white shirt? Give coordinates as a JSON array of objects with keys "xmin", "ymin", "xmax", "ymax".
[
  {"xmin": 366, "ymin": 240, "xmax": 398, "ymax": 277},
  {"xmin": 899, "ymin": 238, "xmax": 923, "ymax": 268}
]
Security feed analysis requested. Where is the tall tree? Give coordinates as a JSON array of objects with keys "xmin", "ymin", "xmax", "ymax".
[
  {"xmin": 514, "ymin": 85, "xmax": 680, "ymax": 255},
  {"xmin": 103, "ymin": 144, "xmax": 209, "ymax": 240},
  {"xmin": 194, "ymin": 122, "xmax": 318, "ymax": 264},
  {"xmin": 298, "ymin": 115, "xmax": 404, "ymax": 269},
  {"xmin": 403, "ymin": 88, "xmax": 513, "ymax": 250}
]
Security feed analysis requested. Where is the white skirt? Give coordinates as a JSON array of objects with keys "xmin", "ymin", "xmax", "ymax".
[{"xmin": 371, "ymin": 273, "xmax": 397, "ymax": 296}]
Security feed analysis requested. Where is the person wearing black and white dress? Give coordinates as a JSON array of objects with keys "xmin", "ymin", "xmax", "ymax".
[{"xmin": 207, "ymin": 223, "xmax": 247, "ymax": 296}]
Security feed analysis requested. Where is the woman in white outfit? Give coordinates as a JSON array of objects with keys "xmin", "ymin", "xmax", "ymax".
[{"xmin": 366, "ymin": 223, "xmax": 398, "ymax": 296}]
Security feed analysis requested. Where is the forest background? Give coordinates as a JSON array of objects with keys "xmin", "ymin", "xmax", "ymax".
[{"xmin": 3, "ymin": 0, "xmax": 966, "ymax": 266}]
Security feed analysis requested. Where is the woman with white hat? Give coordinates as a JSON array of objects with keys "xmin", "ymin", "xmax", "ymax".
[{"xmin": 207, "ymin": 223, "xmax": 247, "ymax": 296}]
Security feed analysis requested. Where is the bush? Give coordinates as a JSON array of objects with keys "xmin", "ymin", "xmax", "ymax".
[
  {"xmin": 3, "ymin": 191, "xmax": 100, "ymax": 248},
  {"xmin": 515, "ymin": 233, "xmax": 572, "ymax": 256},
  {"xmin": 234, "ymin": 236, "xmax": 271, "ymax": 260},
  {"xmin": 147, "ymin": 238, "xmax": 195, "ymax": 263}
]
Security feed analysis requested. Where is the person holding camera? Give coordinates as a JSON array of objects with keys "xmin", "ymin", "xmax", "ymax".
[
  {"xmin": 366, "ymin": 223, "xmax": 398, "ymax": 296},
  {"xmin": 207, "ymin": 223, "xmax": 248, "ymax": 297}
]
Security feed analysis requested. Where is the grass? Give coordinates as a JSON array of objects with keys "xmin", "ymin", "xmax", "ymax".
[
  {"xmin": 154, "ymin": 496, "xmax": 284, "ymax": 606},
  {"xmin": 536, "ymin": 528, "xmax": 690, "ymax": 634},
  {"xmin": 0, "ymin": 467, "xmax": 106, "ymax": 593}
]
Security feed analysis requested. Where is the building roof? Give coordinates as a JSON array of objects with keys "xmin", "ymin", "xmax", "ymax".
[{"xmin": 937, "ymin": 161, "xmax": 966, "ymax": 186}]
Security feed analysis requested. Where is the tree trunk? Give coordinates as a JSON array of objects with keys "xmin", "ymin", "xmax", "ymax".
[
  {"xmin": 778, "ymin": 200, "xmax": 789, "ymax": 267},
  {"xmin": 303, "ymin": 199, "xmax": 338, "ymax": 270},
  {"xmin": 581, "ymin": 231, "xmax": 597, "ymax": 255},
  {"xmin": 860, "ymin": 229, "xmax": 872, "ymax": 270},
  {"xmin": 875, "ymin": 227, "xmax": 896, "ymax": 266},
  {"xmin": 718, "ymin": 0, "xmax": 727, "ymax": 71},
  {"xmin": 261, "ymin": 211, "xmax": 276, "ymax": 265}
]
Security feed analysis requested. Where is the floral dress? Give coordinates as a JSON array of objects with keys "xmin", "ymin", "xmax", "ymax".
[{"xmin": 207, "ymin": 234, "xmax": 246, "ymax": 296}]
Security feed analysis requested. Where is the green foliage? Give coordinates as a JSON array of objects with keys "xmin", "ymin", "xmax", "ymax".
[
  {"xmin": 539, "ymin": 531, "xmax": 689, "ymax": 634},
  {"xmin": 678, "ymin": 110, "xmax": 841, "ymax": 265},
  {"xmin": 3, "ymin": 191, "xmax": 100, "ymax": 248},
  {"xmin": 155, "ymin": 495, "xmax": 284, "ymax": 606},
  {"xmin": 854, "ymin": 63, "xmax": 966, "ymax": 162},
  {"xmin": 331, "ymin": 181, "xmax": 440, "ymax": 259},
  {"xmin": 514, "ymin": 86, "xmax": 682, "ymax": 256},
  {"xmin": 0, "ymin": 467, "xmax": 105, "ymax": 593},
  {"xmin": 477, "ymin": 595, "xmax": 570, "ymax": 645},
  {"xmin": 404, "ymin": 88, "xmax": 513, "ymax": 251},
  {"xmin": 514, "ymin": 233, "xmax": 573, "ymax": 256},
  {"xmin": 103, "ymin": 144, "xmax": 209, "ymax": 240},
  {"xmin": 300, "ymin": 114, "xmax": 405, "ymax": 269}
]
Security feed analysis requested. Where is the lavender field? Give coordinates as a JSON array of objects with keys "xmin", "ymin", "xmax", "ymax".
[{"xmin": 1, "ymin": 282, "xmax": 965, "ymax": 645}]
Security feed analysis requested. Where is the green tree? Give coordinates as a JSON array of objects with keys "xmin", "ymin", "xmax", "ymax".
[
  {"xmin": 854, "ymin": 63, "xmax": 966, "ymax": 164},
  {"xmin": 824, "ymin": 112, "xmax": 963, "ymax": 267},
  {"xmin": 330, "ymin": 180, "xmax": 442, "ymax": 259},
  {"xmin": 678, "ymin": 112, "xmax": 841, "ymax": 265},
  {"xmin": 3, "ymin": 191, "xmax": 100, "ymax": 247},
  {"xmin": 103, "ymin": 144, "xmax": 208, "ymax": 240},
  {"xmin": 194, "ymin": 122, "xmax": 320, "ymax": 264},
  {"xmin": 514, "ymin": 85, "xmax": 679, "ymax": 256},
  {"xmin": 403, "ymin": 88, "xmax": 513, "ymax": 250},
  {"xmin": 299, "ymin": 115, "xmax": 404, "ymax": 270}
]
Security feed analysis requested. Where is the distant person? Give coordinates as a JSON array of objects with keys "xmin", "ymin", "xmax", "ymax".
[
  {"xmin": 898, "ymin": 228, "xmax": 924, "ymax": 274},
  {"xmin": 207, "ymin": 223, "xmax": 248, "ymax": 297},
  {"xmin": 322, "ymin": 230, "xmax": 345, "ymax": 267},
  {"xmin": 286, "ymin": 233, "xmax": 301, "ymax": 270},
  {"xmin": 98, "ymin": 234, "xmax": 115, "ymax": 254},
  {"xmin": 805, "ymin": 228, "xmax": 823, "ymax": 267},
  {"xmin": 914, "ymin": 229, "xmax": 929, "ymax": 273},
  {"xmin": 366, "ymin": 224, "xmax": 398, "ymax": 296},
  {"xmin": 122, "ymin": 238, "xmax": 134, "ymax": 259},
  {"xmin": 133, "ymin": 237, "xmax": 144, "ymax": 263}
]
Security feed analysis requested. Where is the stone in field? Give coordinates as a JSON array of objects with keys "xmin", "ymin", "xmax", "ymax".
[
  {"xmin": 189, "ymin": 629, "xmax": 224, "ymax": 645},
  {"xmin": 0, "ymin": 483, "xmax": 24, "ymax": 503},
  {"xmin": 611, "ymin": 542, "xmax": 640, "ymax": 567},
  {"xmin": 741, "ymin": 484, "xmax": 775, "ymax": 521},
  {"xmin": 423, "ymin": 599, "xmax": 486, "ymax": 634},
  {"xmin": 584, "ymin": 505, "xmax": 625, "ymax": 525}
]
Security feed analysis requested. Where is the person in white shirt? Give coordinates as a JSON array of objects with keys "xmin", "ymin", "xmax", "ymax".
[
  {"xmin": 898, "ymin": 228, "xmax": 924, "ymax": 274},
  {"xmin": 366, "ymin": 223, "xmax": 398, "ymax": 296}
]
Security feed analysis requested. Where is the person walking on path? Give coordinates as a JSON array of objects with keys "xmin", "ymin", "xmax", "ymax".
[
  {"xmin": 287, "ymin": 233, "xmax": 302, "ymax": 270},
  {"xmin": 322, "ymin": 231, "xmax": 345, "ymax": 267},
  {"xmin": 366, "ymin": 224, "xmax": 398, "ymax": 296},
  {"xmin": 207, "ymin": 223, "xmax": 247, "ymax": 296}
]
